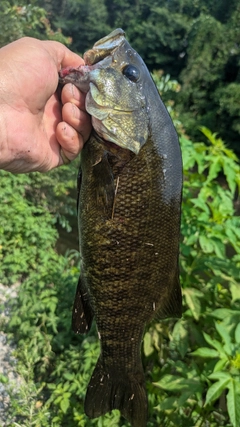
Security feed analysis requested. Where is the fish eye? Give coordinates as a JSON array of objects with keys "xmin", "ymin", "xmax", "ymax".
[{"xmin": 122, "ymin": 65, "xmax": 140, "ymax": 82}]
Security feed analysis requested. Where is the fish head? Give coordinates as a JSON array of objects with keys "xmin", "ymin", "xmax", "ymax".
[{"xmin": 59, "ymin": 29, "xmax": 153, "ymax": 154}]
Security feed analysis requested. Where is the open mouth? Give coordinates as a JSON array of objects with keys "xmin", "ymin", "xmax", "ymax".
[{"xmin": 59, "ymin": 56, "xmax": 113, "ymax": 90}]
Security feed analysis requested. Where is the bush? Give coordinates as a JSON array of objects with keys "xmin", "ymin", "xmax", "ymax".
[{"xmin": 1, "ymin": 127, "xmax": 240, "ymax": 427}]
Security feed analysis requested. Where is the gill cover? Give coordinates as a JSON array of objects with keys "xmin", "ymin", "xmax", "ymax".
[{"xmin": 85, "ymin": 66, "xmax": 149, "ymax": 154}]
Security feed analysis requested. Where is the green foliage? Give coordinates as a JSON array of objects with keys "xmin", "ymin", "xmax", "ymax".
[
  {"xmin": 45, "ymin": 0, "xmax": 111, "ymax": 55},
  {"xmin": 0, "ymin": 0, "xmax": 70, "ymax": 47},
  {"xmin": 33, "ymin": 0, "xmax": 240, "ymax": 151},
  {"xmin": 1, "ymin": 125, "xmax": 239, "ymax": 427},
  {"xmin": 2, "ymin": 0, "xmax": 239, "ymax": 151},
  {"xmin": 0, "ymin": 162, "xmax": 79, "ymax": 285},
  {"xmin": 1, "ymin": 1, "xmax": 240, "ymax": 424},
  {"xmin": 143, "ymin": 128, "xmax": 240, "ymax": 427},
  {"xmin": 178, "ymin": 6, "xmax": 240, "ymax": 151}
]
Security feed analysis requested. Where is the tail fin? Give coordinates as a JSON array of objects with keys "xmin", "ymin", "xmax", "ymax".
[{"xmin": 84, "ymin": 358, "xmax": 148, "ymax": 427}]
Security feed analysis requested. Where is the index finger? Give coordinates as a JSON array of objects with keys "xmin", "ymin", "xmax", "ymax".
[{"xmin": 42, "ymin": 40, "xmax": 84, "ymax": 71}]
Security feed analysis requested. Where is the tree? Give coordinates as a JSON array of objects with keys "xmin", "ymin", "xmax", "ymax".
[
  {"xmin": 0, "ymin": 0, "xmax": 70, "ymax": 48},
  {"xmin": 49, "ymin": 0, "xmax": 111, "ymax": 54},
  {"xmin": 178, "ymin": 5, "xmax": 240, "ymax": 151}
]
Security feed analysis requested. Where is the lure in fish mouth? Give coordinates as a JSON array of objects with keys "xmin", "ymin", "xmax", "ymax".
[{"xmin": 59, "ymin": 28, "xmax": 182, "ymax": 427}]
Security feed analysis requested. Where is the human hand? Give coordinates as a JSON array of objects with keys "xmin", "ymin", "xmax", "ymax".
[{"xmin": 0, "ymin": 37, "xmax": 92, "ymax": 173}]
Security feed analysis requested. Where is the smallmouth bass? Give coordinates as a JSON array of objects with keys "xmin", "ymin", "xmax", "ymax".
[{"xmin": 59, "ymin": 28, "xmax": 182, "ymax": 427}]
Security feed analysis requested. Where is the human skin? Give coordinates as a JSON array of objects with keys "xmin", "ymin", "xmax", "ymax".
[{"xmin": 0, "ymin": 37, "xmax": 92, "ymax": 173}]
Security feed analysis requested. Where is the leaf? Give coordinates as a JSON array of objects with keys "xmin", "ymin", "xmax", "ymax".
[
  {"xmin": 191, "ymin": 348, "xmax": 219, "ymax": 358},
  {"xmin": 208, "ymin": 372, "xmax": 232, "ymax": 381},
  {"xmin": 227, "ymin": 379, "xmax": 240, "ymax": 427},
  {"xmin": 60, "ymin": 397, "xmax": 70, "ymax": 414},
  {"xmin": 230, "ymin": 283, "xmax": 240, "ymax": 303},
  {"xmin": 215, "ymin": 322, "xmax": 233, "ymax": 355},
  {"xmin": 154, "ymin": 375, "xmax": 183, "ymax": 392},
  {"xmin": 156, "ymin": 397, "xmax": 177, "ymax": 411},
  {"xmin": 171, "ymin": 320, "xmax": 189, "ymax": 357},
  {"xmin": 203, "ymin": 332, "xmax": 225, "ymax": 355},
  {"xmin": 143, "ymin": 332, "xmax": 154, "ymax": 357},
  {"xmin": 206, "ymin": 157, "xmax": 222, "ymax": 183},
  {"xmin": 153, "ymin": 375, "xmax": 200, "ymax": 393},
  {"xmin": 63, "ymin": 372, "xmax": 75, "ymax": 381},
  {"xmin": 223, "ymin": 159, "xmax": 237, "ymax": 194},
  {"xmin": 210, "ymin": 309, "xmax": 240, "ymax": 320},
  {"xmin": 199, "ymin": 126, "xmax": 217, "ymax": 145},
  {"xmin": 213, "ymin": 357, "xmax": 229, "ymax": 372},
  {"xmin": 235, "ymin": 323, "xmax": 240, "ymax": 344},
  {"xmin": 205, "ymin": 378, "xmax": 231, "ymax": 407},
  {"xmin": 199, "ymin": 235, "xmax": 214, "ymax": 253},
  {"xmin": 183, "ymin": 288, "xmax": 203, "ymax": 320},
  {"xmin": 176, "ymin": 391, "xmax": 192, "ymax": 407}
]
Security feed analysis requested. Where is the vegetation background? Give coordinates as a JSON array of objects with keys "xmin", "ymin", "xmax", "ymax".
[{"xmin": 0, "ymin": 0, "xmax": 239, "ymax": 426}]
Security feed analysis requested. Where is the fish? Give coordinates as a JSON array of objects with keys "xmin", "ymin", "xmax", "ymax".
[{"xmin": 59, "ymin": 28, "xmax": 182, "ymax": 427}]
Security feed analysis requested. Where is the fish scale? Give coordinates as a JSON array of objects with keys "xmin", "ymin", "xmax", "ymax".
[{"xmin": 59, "ymin": 28, "xmax": 182, "ymax": 427}]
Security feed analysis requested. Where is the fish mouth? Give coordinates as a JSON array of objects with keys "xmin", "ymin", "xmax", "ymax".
[
  {"xmin": 59, "ymin": 28, "xmax": 126, "ymax": 90},
  {"xmin": 58, "ymin": 56, "xmax": 112, "ymax": 92}
]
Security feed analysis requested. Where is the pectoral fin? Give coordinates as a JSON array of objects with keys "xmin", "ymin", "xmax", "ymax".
[
  {"xmin": 93, "ymin": 154, "xmax": 115, "ymax": 218},
  {"xmin": 72, "ymin": 276, "xmax": 94, "ymax": 334},
  {"xmin": 76, "ymin": 167, "xmax": 82, "ymax": 213}
]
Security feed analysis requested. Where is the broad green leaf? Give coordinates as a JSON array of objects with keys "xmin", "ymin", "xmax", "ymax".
[
  {"xmin": 177, "ymin": 391, "xmax": 191, "ymax": 407},
  {"xmin": 213, "ymin": 357, "xmax": 229, "ymax": 372},
  {"xmin": 211, "ymin": 239, "xmax": 225, "ymax": 258},
  {"xmin": 183, "ymin": 288, "xmax": 203, "ymax": 320},
  {"xmin": 60, "ymin": 397, "xmax": 70, "ymax": 414},
  {"xmin": 191, "ymin": 197, "xmax": 209, "ymax": 213},
  {"xmin": 156, "ymin": 397, "xmax": 177, "ymax": 411},
  {"xmin": 171, "ymin": 320, "xmax": 189, "ymax": 357},
  {"xmin": 235, "ymin": 323, "xmax": 240, "ymax": 344},
  {"xmin": 207, "ymin": 157, "xmax": 222, "ymax": 182},
  {"xmin": 177, "ymin": 387, "xmax": 202, "ymax": 406},
  {"xmin": 205, "ymin": 378, "xmax": 231, "ymax": 406},
  {"xmin": 223, "ymin": 159, "xmax": 237, "ymax": 194},
  {"xmin": 153, "ymin": 375, "xmax": 183, "ymax": 392},
  {"xmin": 203, "ymin": 332, "xmax": 225, "ymax": 355},
  {"xmin": 143, "ymin": 331, "xmax": 154, "ymax": 357},
  {"xmin": 208, "ymin": 372, "xmax": 232, "ymax": 381},
  {"xmin": 153, "ymin": 375, "xmax": 200, "ymax": 393},
  {"xmin": 199, "ymin": 235, "xmax": 214, "ymax": 253},
  {"xmin": 210, "ymin": 309, "xmax": 240, "ymax": 320},
  {"xmin": 227, "ymin": 379, "xmax": 240, "ymax": 427},
  {"xmin": 63, "ymin": 372, "xmax": 75, "ymax": 381},
  {"xmin": 230, "ymin": 283, "xmax": 240, "ymax": 303},
  {"xmin": 191, "ymin": 348, "xmax": 219, "ymax": 358},
  {"xmin": 215, "ymin": 322, "xmax": 233, "ymax": 355}
]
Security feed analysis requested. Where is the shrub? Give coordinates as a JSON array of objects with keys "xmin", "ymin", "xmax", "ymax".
[{"xmin": 1, "ymin": 128, "xmax": 240, "ymax": 427}]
